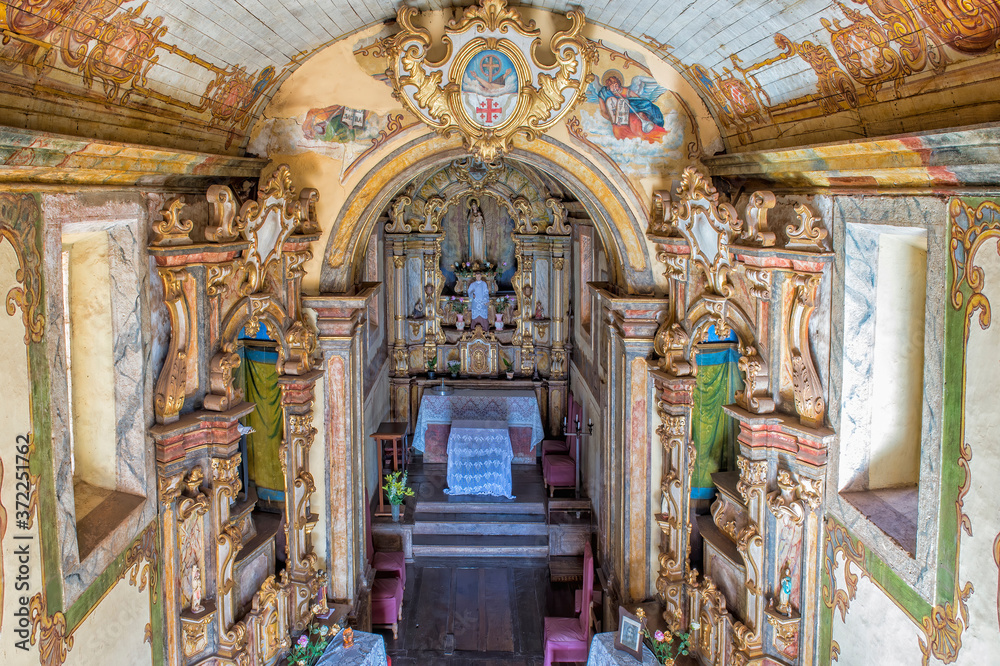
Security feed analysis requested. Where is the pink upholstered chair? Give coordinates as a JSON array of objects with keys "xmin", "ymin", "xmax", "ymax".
[
  {"xmin": 543, "ymin": 542, "xmax": 594, "ymax": 666},
  {"xmin": 574, "ymin": 541, "xmax": 596, "ymax": 615},
  {"xmin": 365, "ymin": 491, "xmax": 406, "ymax": 587},
  {"xmin": 542, "ymin": 437, "xmax": 576, "ymax": 496},
  {"xmin": 371, "ymin": 575, "xmax": 403, "ymax": 639}
]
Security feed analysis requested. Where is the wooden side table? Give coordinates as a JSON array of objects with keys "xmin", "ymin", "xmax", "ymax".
[{"xmin": 371, "ymin": 421, "xmax": 409, "ymax": 516}]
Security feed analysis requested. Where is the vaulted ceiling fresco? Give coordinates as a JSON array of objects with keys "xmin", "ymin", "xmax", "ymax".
[{"xmin": 1, "ymin": 0, "xmax": 998, "ymax": 155}]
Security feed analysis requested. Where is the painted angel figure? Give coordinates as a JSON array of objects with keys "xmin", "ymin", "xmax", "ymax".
[{"xmin": 586, "ymin": 72, "xmax": 668, "ymax": 143}]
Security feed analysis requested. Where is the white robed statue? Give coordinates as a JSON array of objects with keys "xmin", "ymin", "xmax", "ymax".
[{"xmin": 468, "ymin": 272, "xmax": 490, "ymax": 329}]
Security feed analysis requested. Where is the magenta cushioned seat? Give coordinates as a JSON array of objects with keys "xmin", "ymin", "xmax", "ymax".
[
  {"xmin": 543, "ymin": 454, "xmax": 576, "ymax": 493},
  {"xmin": 371, "ymin": 576, "xmax": 403, "ymax": 638},
  {"xmin": 373, "ymin": 550, "xmax": 406, "ymax": 588},
  {"xmin": 543, "ymin": 617, "xmax": 589, "ymax": 665}
]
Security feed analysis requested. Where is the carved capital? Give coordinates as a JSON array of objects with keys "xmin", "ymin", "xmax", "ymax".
[
  {"xmin": 204, "ymin": 351, "xmax": 243, "ymax": 412},
  {"xmin": 206, "ymin": 260, "xmax": 247, "ymax": 297},
  {"xmin": 735, "ymin": 348, "xmax": 774, "ymax": 414},
  {"xmin": 653, "ymin": 321, "xmax": 692, "ymax": 376},
  {"xmin": 736, "ymin": 457, "xmax": 768, "ymax": 503},
  {"xmin": 513, "ymin": 196, "xmax": 538, "ymax": 234},
  {"xmin": 736, "ymin": 191, "xmax": 776, "ymax": 247},
  {"xmin": 421, "ymin": 196, "xmax": 445, "ymax": 233},
  {"xmin": 766, "ymin": 469, "xmax": 823, "ymax": 524},
  {"xmin": 744, "ymin": 267, "xmax": 772, "ymax": 301}
]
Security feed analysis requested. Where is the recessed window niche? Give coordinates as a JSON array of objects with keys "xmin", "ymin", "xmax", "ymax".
[
  {"xmin": 62, "ymin": 231, "xmax": 144, "ymax": 561},
  {"xmin": 839, "ymin": 224, "xmax": 927, "ymax": 555}
]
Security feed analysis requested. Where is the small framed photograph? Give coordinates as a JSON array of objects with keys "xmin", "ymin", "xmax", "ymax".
[{"xmin": 615, "ymin": 606, "xmax": 645, "ymax": 659}]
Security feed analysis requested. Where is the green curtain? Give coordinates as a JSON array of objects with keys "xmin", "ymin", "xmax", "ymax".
[
  {"xmin": 242, "ymin": 347, "xmax": 285, "ymax": 495},
  {"xmin": 691, "ymin": 347, "xmax": 742, "ymax": 496}
]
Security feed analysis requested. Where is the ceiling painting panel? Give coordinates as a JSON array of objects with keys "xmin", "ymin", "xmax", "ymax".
[{"xmin": 0, "ymin": 0, "xmax": 997, "ymax": 156}]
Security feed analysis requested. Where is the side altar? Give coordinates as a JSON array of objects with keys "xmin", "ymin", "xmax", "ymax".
[{"xmin": 384, "ymin": 158, "xmax": 573, "ymax": 436}]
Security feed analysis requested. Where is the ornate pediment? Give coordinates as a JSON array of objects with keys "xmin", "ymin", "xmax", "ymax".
[{"xmin": 386, "ymin": 0, "xmax": 595, "ymax": 161}]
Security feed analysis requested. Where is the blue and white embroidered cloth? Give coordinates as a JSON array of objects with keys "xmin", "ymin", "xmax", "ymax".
[
  {"xmin": 586, "ymin": 632, "xmax": 658, "ymax": 665},
  {"xmin": 314, "ymin": 629, "xmax": 388, "ymax": 666},
  {"xmin": 412, "ymin": 389, "xmax": 544, "ymax": 452},
  {"xmin": 444, "ymin": 420, "xmax": 514, "ymax": 498}
]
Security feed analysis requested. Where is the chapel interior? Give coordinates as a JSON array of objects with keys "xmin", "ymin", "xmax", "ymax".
[{"xmin": 1, "ymin": 1, "xmax": 1000, "ymax": 665}]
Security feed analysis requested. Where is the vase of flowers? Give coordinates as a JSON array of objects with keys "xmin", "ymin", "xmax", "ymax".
[
  {"xmin": 426, "ymin": 356, "xmax": 437, "ymax": 379},
  {"xmin": 636, "ymin": 608, "xmax": 691, "ymax": 665},
  {"xmin": 287, "ymin": 622, "xmax": 337, "ymax": 666},
  {"xmin": 448, "ymin": 360, "xmax": 460, "ymax": 378},
  {"xmin": 494, "ymin": 295, "xmax": 511, "ymax": 330},
  {"xmin": 383, "ymin": 471, "xmax": 414, "ymax": 522},
  {"xmin": 451, "ymin": 297, "xmax": 467, "ymax": 330}
]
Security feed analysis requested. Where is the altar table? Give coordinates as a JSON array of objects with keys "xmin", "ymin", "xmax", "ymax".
[
  {"xmin": 314, "ymin": 629, "xmax": 388, "ymax": 666},
  {"xmin": 444, "ymin": 420, "xmax": 514, "ymax": 498},
  {"xmin": 586, "ymin": 632, "xmax": 658, "ymax": 665},
  {"xmin": 412, "ymin": 389, "xmax": 544, "ymax": 454}
]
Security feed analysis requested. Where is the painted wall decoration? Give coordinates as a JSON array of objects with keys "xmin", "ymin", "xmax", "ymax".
[
  {"xmin": 567, "ymin": 42, "xmax": 690, "ymax": 179},
  {"xmin": 642, "ymin": 0, "xmax": 1000, "ymax": 149}
]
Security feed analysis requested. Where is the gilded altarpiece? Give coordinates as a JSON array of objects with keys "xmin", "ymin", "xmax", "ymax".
[
  {"xmin": 149, "ymin": 166, "xmax": 325, "ymax": 665},
  {"xmin": 647, "ymin": 167, "xmax": 834, "ymax": 665},
  {"xmin": 385, "ymin": 158, "xmax": 572, "ymax": 435}
]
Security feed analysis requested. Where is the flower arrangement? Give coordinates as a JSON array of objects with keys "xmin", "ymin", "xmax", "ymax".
[
  {"xmin": 448, "ymin": 360, "xmax": 461, "ymax": 376},
  {"xmin": 450, "ymin": 297, "xmax": 467, "ymax": 314},
  {"xmin": 453, "ymin": 261, "xmax": 499, "ymax": 279},
  {"xmin": 287, "ymin": 622, "xmax": 338, "ymax": 666},
  {"xmin": 493, "ymin": 295, "xmax": 512, "ymax": 314},
  {"xmin": 382, "ymin": 471, "xmax": 415, "ymax": 506},
  {"xmin": 636, "ymin": 608, "xmax": 691, "ymax": 665}
]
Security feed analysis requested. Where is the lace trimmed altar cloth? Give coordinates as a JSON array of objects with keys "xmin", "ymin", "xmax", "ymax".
[
  {"xmin": 412, "ymin": 389, "xmax": 544, "ymax": 453},
  {"xmin": 444, "ymin": 420, "xmax": 514, "ymax": 498},
  {"xmin": 314, "ymin": 629, "xmax": 388, "ymax": 666},
  {"xmin": 586, "ymin": 632, "xmax": 658, "ymax": 665}
]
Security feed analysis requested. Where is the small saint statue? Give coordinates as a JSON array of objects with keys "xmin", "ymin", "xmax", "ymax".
[
  {"xmin": 534, "ymin": 299, "xmax": 544, "ymax": 319},
  {"xmin": 342, "ymin": 626, "xmax": 354, "ymax": 648},
  {"xmin": 468, "ymin": 272, "xmax": 490, "ymax": 330},
  {"xmin": 412, "ymin": 299, "xmax": 423, "ymax": 319},
  {"xmin": 191, "ymin": 563, "xmax": 203, "ymax": 614},
  {"xmin": 776, "ymin": 563, "xmax": 793, "ymax": 616},
  {"xmin": 467, "ymin": 198, "xmax": 486, "ymax": 265}
]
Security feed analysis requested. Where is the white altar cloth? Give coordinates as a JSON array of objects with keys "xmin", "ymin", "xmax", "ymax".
[
  {"xmin": 444, "ymin": 420, "xmax": 514, "ymax": 497},
  {"xmin": 412, "ymin": 389, "xmax": 544, "ymax": 453},
  {"xmin": 586, "ymin": 632, "xmax": 658, "ymax": 665}
]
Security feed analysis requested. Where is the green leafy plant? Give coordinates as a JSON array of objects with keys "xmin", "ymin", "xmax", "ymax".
[
  {"xmin": 287, "ymin": 622, "xmax": 336, "ymax": 666},
  {"xmin": 501, "ymin": 356, "xmax": 514, "ymax": 372},
  {"xmin": 426, "ymin": 355, "xmax": 437, "ymax": 371},
  {"xmin": 383, "ymin": 471, "xmax": 415, "ymax": 506},
  {"xmin": 494, "ymin": 295, "xmax": 512, "ymax": 314},
  {"xmin": 448, "ymin": 360, "xmax": 461, "ymax": 374},
  {"xmin": 636, "ymin": 608, "xmax": 690, "ymax": 665},
  {"xmin": 450, "ymin": 297, "xmax": 467, "ymax": 314}
]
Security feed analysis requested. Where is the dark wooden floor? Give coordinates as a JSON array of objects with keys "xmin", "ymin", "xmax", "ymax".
[{"xmin": 375, "ymin": 557, "xmax": 581, "ymax": 666}]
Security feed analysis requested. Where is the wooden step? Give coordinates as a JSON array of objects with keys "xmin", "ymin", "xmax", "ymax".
[
  {"xmin": 411, "ymin": 534, "xmax": 549, "ymax": 558},
  {"xmin": 413, "ymin": 512, "xmax": 548, "ymax": 536}
]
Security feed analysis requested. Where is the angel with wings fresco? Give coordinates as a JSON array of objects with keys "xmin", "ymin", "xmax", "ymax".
[{"xmin": 586, "ymin": 70, "xmax": 668, "ymax": 143}]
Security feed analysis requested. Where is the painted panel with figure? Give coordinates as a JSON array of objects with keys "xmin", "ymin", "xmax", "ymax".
[{"xmin": 441, "ymin": 195, "xmax": 516, "ymax": 292}]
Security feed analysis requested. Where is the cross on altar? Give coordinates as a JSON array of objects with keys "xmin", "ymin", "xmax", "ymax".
[{"xmin": 476, "ymin": 98, "xmax": 502, "ymax": 125}]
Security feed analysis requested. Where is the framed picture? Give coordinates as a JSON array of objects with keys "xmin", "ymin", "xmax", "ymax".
[{"xmin": 615, "ymin": 606, "xmax": 645, "ymax": 659}]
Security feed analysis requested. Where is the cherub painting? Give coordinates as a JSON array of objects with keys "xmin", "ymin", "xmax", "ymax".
[{"xmin": 585, "ymin": 70, "xmax": 668, "ymax": 143}]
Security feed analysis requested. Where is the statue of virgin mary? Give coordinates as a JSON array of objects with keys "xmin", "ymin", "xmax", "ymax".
[{"xmin": 467, "ymin": 198, "xmax": 486, "ymax": 264}]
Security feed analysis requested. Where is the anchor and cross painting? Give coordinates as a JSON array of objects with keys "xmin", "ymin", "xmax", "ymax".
[{"xmin": 461, "ymin": 50, "xmax": 519, "ymax": 128}]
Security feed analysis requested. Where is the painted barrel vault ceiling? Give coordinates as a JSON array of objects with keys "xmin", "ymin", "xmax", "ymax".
[{"xmin": 1, "ymin": 0, "xmax": 999, "ymax": 156}]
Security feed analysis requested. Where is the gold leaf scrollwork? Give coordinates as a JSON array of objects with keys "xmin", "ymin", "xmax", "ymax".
[
  {"xmin": 206, "ymin": 260, "xmax": 247, "ymax": 297},
  {"xmin": 0, "ymin": 193, "xmax": 45, "ymax": 344},
  {"xmin": 949, "ymin": 198, "xmax": 1000, "ymax": 329},
  {"xmin": 386, "ymin": 192, "xmax": 414, "ymax": 233},
  {"xmin": 653, "ymin": 321, "xmax": 692, "ymax": 376},
  {"xmin": 735, "ymin": 190, "xmax": 776, "ymax": 247},
  {"xmin": 154, "ymin": 267, "xmax": 190, "ymax": 424},
  {"xmin": 545, "ymin": 198, "xmax": 571, "ymax": 235},
  {"xmin": 735, "ymin": 347, "xmax": 775, "ymax": 414},
  {"xmin": 670, "ymin": 167, "xmax": 737, "ymax": 297},
  {"xmin": 205, "ymin": 185, "xmax": 246, "ymax": 242},
  {"xmin": 788, "ymin": 272, "xmax": 825, "ymax": 427},
  {"xmin": 152, "ymin": 198, "xmax": 194, "ymax": 246},
  {"xmin": 786, "ymin": 203, "xmax": 829, "ymax": 251},
  {"xmin": 387, "ymin": 0, "xmax": 594, "ymax": 161},
  {"xmin": 743, "ymin": 266, "xmax": 772, "ymax": 300}
]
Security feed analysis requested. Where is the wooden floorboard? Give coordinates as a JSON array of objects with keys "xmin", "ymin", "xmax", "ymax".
[{"xmin": 380, "ymin": 558, "xmax": 579, "ymax": 664}]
